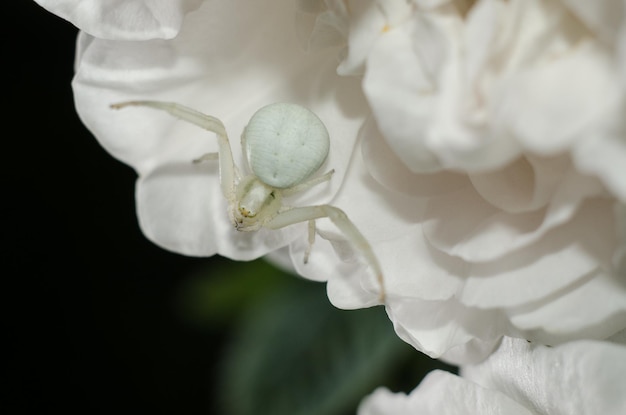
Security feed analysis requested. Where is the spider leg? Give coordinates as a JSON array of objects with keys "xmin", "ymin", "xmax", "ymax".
[
  {"xmin": 303, "ymin": 220, "xmax": 316, "ymax": 264},
  {"xmin": 281, "ymin": 169, "xmax": 335, "ymax": 197},
  {"xmin": 192, "ymin": 152, "xmax": 218, "ymax": 164},
  {"xmin": 111, "ymin": 100, "xmax": 237, "ymax": 202},
  {"xmin": 265, "ymin": 205, "xmax": 385, "ymax": 303}
]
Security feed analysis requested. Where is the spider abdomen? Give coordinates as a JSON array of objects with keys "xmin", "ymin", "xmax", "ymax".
[{"xmin": 243, "ymin": 103, "xmax": 330, "ymax": 189}]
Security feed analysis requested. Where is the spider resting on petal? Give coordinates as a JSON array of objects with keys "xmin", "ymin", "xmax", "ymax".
[{"xmin": 111, "ymin": 101, "xmax": 385, "ymax": 302}]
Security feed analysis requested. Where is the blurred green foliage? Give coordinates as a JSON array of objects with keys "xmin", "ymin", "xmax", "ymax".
[{"xmin": 177, "ymin": 258, "xmax": 457, "ymax": 415}]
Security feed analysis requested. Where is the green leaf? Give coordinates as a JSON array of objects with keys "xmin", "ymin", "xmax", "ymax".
[
  {"xmin": 218, "ymin": 279, "xmax": 414, "ymax": 415},
  {"xmin": 176, "ymin": 258, "xmax": 285, "ymax": 327}
]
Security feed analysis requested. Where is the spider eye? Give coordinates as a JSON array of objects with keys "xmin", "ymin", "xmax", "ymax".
[{"xmin": 239, "ymin": 206, "xmax": 255, "ymax": 218}]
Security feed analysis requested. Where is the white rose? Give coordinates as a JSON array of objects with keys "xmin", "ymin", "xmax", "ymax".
[
  {"xmin": 34, "ymin": 0, "xmax": 203, "ymax": 40},
  {"xmin": 358, "ymin": 335, "xmax": 626, "ymax": 415},
  {"xmin": 36, "ymin": 0, "xmax": 626, "ymax": 364},
  {"xmin": 305, "ymin": 0, "xmax": 626, "ymax": 362},
  {"xmin": 36, "ymin": 0, "xmax": 374, "ymax": 267}
]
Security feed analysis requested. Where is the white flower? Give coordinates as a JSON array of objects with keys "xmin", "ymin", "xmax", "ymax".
[
  {"xmin": 358, "ymin": 335, "xmax": 626, "ymax": 415},
  {"xmin": 37, "ymin": 0, "xmax": 626, "ymax": 363},
  {"xmin": 38, "ymin": 0, "xmax": 372, "ymax": 266},
  {"xmin": 289, "ymin": 0, "xmax": 626, "ymax": 362},
  {"xmin": 34, "ymin": 0, "xmax": 203, "ymax": 40}
]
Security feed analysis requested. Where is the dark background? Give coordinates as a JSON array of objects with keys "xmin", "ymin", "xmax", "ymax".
[{"xmin": 7, "ymin": 2, "xmax": 221, "ymax": 413}]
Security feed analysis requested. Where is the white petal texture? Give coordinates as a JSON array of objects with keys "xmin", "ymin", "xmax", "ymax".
[
  {"xmin": 308, "ymin": 118, "xmax": 626, "ymax": 362},
  {"xmin": 364, "ymin": 0, "xmax": 626, "ymax": 178},
  {"xmin": 296, "ymin": 0, "xmax": 626, "ymax": 363},
  {"xmin": 358, "ymin": 336, "xmax": 626, "ymax": 415},
  {"xmin": 42, "ymin": 0, "xmax": 626, "ymax": 364},
  {"xmin": 71, "ymin": 0, "xmax": 369, "ymax": 261},
  {"xmin": 34, "ymin": 0, "xmax": 203, "ymax": 40}
]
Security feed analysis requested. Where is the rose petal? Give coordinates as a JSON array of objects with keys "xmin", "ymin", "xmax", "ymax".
[
  {"xmin": 561, "ymin": 0, "xmax": 624, "ymax": 47},
  {"xmin": 73, "ymin": 0, "xmax": 368, "ymax": 257},
  {"xmin": 463, "ymin": 337, "xmax": 626, "ymax": 415},
  {"xmin": 360, "ymin": 337, "xmax": 626, "ymax": 415},
  {"xmin": 317, "ymin": 0, "xmax": 415, "ymax": 76},
  {"xmin": 468, "ymin": 154, "xmax": 569, "ymax": 214},
  {"xmin": 136, "ymin": 162, "xmax": 298, "ymax": 258},
  {"xmin": 423, "ymin": 165, "xmax": 605, "ymax": 263},
  {"xmin": 336, "ymin": 1, "xmax": 386, "ymax": 76},
  {"xmin": 494, "ymin": 42, "xmax": 619, "ymax": 155},
  {"xmin": 571, "ymin": 100, "xmax": 626, "ymax": 203},
  {"xmin": 361, "ymin": 117, "xmax": 470, "ymax": 198},
  {"xmin": 358, "ymin": 371, "xmax": 533, "ymax": 415},
  {"xmin": 508, "ymin": 269, "xmax": 626, "ymax": 344},
  {"xmin": 613, "ymin": 203, "xmax": 626, "ymax": 272},
  {"xmin": 363, "ymin": 20, "xmax": 443, "ymax": 173},
  {"xmin": 364, "ymin": 11, "xmax": 522, "ymax": 173},
  {"xmin": 35, "ymin": 0, "xmax": 202, "ymax": 40},
  {"xmin": 386, "ymin": 296, "xmax": 509, "ymax": 361},
  {"xmin": 290, "ymin": 131, "xmax": 464, "ymax": 308},
  {"xmin": 299, "ymin": 4, "xmax": 346, "ymax": 51},
  {"xmin": 460, "ymin": 198, "xmax": 618, "ymax": 308}
]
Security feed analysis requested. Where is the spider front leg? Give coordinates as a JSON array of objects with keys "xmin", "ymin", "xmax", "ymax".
[
  {"xmin": 110, "ymin": 100, "xmax": 238, "ymax": 201},
  {"xmin": 192, "ymin": 152, "xmax": 219, "ymax": 164},
  {"xmin": 265, "ymin": 205, "xmax": 385, "ymax": 303},
  {"xmin": 281, "ymin": 169, "xmax": 335, "ymax": 197},
  {"xmin": 304, "ymin": 220, "xmax": 315, "ymax": 264}
]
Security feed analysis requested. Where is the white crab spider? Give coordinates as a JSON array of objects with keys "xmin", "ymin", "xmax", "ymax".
[{"xmin": 111, "ymin": 100, "xmax": 385, "ymax": 302}]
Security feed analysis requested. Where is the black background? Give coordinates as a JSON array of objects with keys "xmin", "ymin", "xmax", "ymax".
[{"xmin": 7, "ymin": 3, "xmax": 222, "ymax": 413}]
